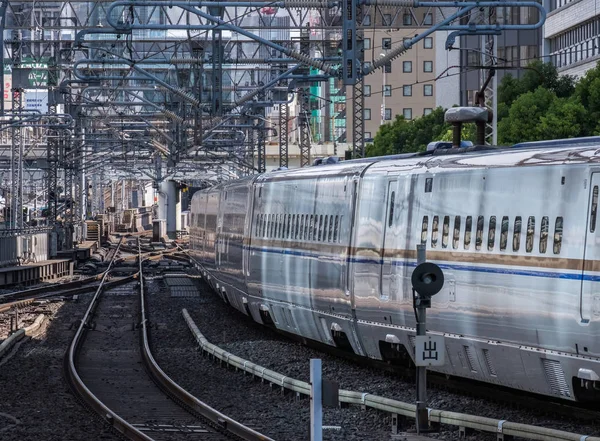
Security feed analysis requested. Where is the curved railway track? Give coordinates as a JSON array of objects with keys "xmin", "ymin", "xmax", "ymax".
[{"xmin": 64, "ymin": 238, "xmax": 273, "ymax": 441}]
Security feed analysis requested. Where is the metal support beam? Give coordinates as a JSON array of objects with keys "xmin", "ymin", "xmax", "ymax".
[
  {"xmin": 10, "ymin": 91, "xmax": 23, "ymax": 228},
  {"xmin": 278, "ymin": 102, "xmax": 289, "ymax": 168}
]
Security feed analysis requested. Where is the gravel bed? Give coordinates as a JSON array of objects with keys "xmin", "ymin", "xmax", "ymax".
[
  {"xmin": 146, "ymin": 272, "xmax": 489, "ymax": 441},
  {"xmin": 0, "ymin": 300, "xmax": 64, "ymax": 340},
  {"xmin": 0, "ymin": 294, "xmax": 119, "ymax": 441},
  {"xmin": 149, "ymin": 272, "xmax": 600, "ymax": 440}
]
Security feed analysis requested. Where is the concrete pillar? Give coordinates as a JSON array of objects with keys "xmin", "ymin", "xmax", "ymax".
[{"xmin": 158, "ymin": 180, "xmax": 181, "ymax": 239}]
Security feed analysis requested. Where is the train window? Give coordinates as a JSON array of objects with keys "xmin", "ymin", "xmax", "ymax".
[
  {"xmin": 299, "ymin": 215, "xmax": 305, "ymax": 240},
  {"xmin": 388, "ymin": 191, "xmax": 395, "ymax": 227},
  {"xmin": 475, "ymin": 216, "xmax": 484, "ymax": 250},
  {"xmin": 526, "ymin": 216, "xmax": 535, "ymax": 253},
  {"xmin": 295, "ymin": 215, "xmax": 301, "ymax": 239},
  {"xmin": 464, "ymin": 216, "xmax": 472, "ymax": 249},
  {"xmin": 431, "ymin": 216, "xmax": 439, "ymax": 248},
  {"xmin": 425, "ymin": 177, "xmax": 433, "ymax": 193},
  {"xmin": 309, "ymin": 215, "xmax": 314, "ymax": 241},
  {"xmin": 267, "ymin": 214, "xmax": 273, "ymax": 237},
  {"xmin": 279, "ymin": 214, "xmax": 284, "ymax": 239},
  {"xmin": 272, "ymin": 214, "xmax": 277, "ymax": 238},
  {"xmin": 323, "ymin": 216, "xmax": 329, "ymax": 242},
  {"xmin": 513, "ymin": 217, "xmax": 522, "ymax": 251},
  {"xmin": 255, "ymin": 214, "xmax": 259, "ymax": 236},
  {"xmin": 318, "ymin": 215, "xmax": 324, "ymax": 241},
  {"xmin": 304, "ymin": 214, "xmax": 310, "ymax": 240},
  {"xmin": 421, "ymin": 216, "xmax": 428, "ymax": 244},
  {"xmin": 333, "ymin": 215, "xmax": 340, "ymax": 242},
  {"xmin": 554, "ymin": 217, "xmax": 563, "ymax": 254},
  {"xmin": 500, "ymin": 216, "xmax": 509, "ymax": 251},
  {"xmin": 442, "ymin": 216, "xmax": 450, "ymax": 248},
  {"xmin": 488, "ymin": 216, "xmax": 496, "ymax": 251},
  {"xmin": 540, "ymin": 216, "xmax": 549, "ymax": 253},
  {"xmin": 591, "ymin": 186, "xmax": 598, "ymax": 233},
  {"xmin": 286, "ymin": 214, "xmax": 292, "ymax": 239},
  {"xmin": 260, "ymin": 214, "xmax": 265, "ymax": 237},
  {"xmin": 453, "ymin": 216, "xmax": 461, "ymax": 249},
  {"xmin": 328, "ymin": 215, "xmax": 334, "ymax": 242}
]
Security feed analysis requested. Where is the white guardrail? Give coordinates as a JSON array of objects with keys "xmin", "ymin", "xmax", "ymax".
[{"xmin": 182, "ymin": 309, "xmax": 600, "ymax": 441}]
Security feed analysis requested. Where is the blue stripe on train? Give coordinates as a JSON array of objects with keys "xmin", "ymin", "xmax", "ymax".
[{"xmin": 244, "ymin": 245, "xmax": 600, "ymax": 282}]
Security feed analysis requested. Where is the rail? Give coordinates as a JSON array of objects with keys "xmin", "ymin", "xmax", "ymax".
[
  {"xmin": 182, "ymin": 309, "xmax": 600, "ymax": 441},
  {"xmin": 138, "ymin": 242, "xmax": 274, "ymax": 441},
  {"xmin": 63, "ymin": 237, "xmax": 153, "ymax": 441},
  {"xmin": 65, "ymin": 238, "xmax": 274, "ymax": 441}
]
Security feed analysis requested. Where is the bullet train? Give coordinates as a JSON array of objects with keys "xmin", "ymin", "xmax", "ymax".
[{"xmin": 189, "ymin": 137, "xmax": 600, "ymax": 402}]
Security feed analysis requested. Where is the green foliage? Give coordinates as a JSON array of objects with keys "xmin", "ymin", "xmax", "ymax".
[
  {"xmin": 367, "ymin": 107, "xmax": 474, "ymax": 156},
  {"xmin": 368, "ymin": 60, "xmax": 599, "ymax": 156}
]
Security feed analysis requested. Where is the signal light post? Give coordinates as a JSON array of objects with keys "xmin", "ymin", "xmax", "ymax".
[{"xmin": 411, "ymin": 245, "xmax": 445, "ymax": 434}]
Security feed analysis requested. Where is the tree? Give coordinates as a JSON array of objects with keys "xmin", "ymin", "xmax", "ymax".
[
  {"xmin": 574, "ymin": 63, "xmax": 600, "ymax": 135},
  {"xmin": 539, "ymin": 97, "xmax": 587, "ymax": 140},
  {"xmin": 366, "ymin": 107, "xmax": 453, "ymax": 156},
  {"xmin": 498, "ymin": 86, "xmax": 556, "ymax": 144}
]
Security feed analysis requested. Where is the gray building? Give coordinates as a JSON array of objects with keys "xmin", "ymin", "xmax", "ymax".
[
  {"xmin": 458, "ymin": 7, "xmax": 542, "ymax": 105},
  {"xmin": 543, "ymin": 0, "xmax": 600, "ymax": 78}
]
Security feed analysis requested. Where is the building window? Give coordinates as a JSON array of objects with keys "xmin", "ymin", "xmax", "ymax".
[
  {"xmin": 403, "ymin": 108, "xmax": 412, "ymax": 120},
  {"xmin": 384, "ymin": 62, "xmax": 392, "ymax": 73},
  {"xmin": 423, "ymin": 84, "xmax": 433, "ymax": 96},
  {"xmin": 364, "ymin": 84, "xmax": 371, "ymax": 97},
  {"xmin": 382, "ymin": 38, "xmax": 391, "ymax": 50},
  {"xmin": 384, "ymin": 108, "xmax": 392, "ymax": 120},
  {"xmin": 423, "ymin": 61, "xmax": 433, "ymax": 72},
  {"xmin": 403, "ymin": 13, "xmax": 412, "ymax": 25},
  {"xmin": 423, "ymin": 13, "xmax": 433, "ymax": 25},
  {"xmin": 364, "ymin": 108, "xmax": 371, "ymax": 120},
  {"xmin": 364, "ymin": 38, "xmax": 371, "ymax": 50},
  {"xmin": 424, "ymin": 37, "xmax": 433, "ymax": 49},
  {"xmin": 384, "ymin": 85, "xmax": 392, "ymax": 96},
  {"xmin": 421, "ymin": 216, "xmax": 429, "ymax": 244},
  {"xmin": 403, "ymin": 61, "xmax": 412, "ymax": 73},
  {"xmin": 363, "ymin": 14, "xmax": 371, "ymax": 26},
  {"xmin": 403, "ymin": 85, "xmax": 412, "ymax": 96},
  {"xmin": 383, "ymin": 14, "xmax": 392, "ymax": 25},
  {"xmin": 423, "ymin": 108, "xmax": 433, "ymax": 116}
]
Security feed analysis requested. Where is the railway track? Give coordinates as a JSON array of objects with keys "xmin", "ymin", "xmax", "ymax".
[{"xmin": 64, "ymin": 238, "xmax": 273, "ymax": 441}]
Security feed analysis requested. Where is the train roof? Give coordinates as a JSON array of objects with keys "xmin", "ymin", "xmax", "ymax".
[{"xmin": 194, "ymin": 137, "xmax": 600, "ymax": 195}]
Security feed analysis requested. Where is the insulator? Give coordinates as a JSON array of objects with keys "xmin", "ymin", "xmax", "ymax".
[
  {"xmin": 371, "ymin": 42, "xmax": 409, "ymax": 71},
  {"xmin": 288, "ymin": 50, "xmax": 334, "ymax": 75},
  {"xmin": 284, "ymin": 0, "xmax": 331, "ymax": 7},
  {"xmin": 367, "ymin": 0, "xmax": 415, "ymax": 6}
]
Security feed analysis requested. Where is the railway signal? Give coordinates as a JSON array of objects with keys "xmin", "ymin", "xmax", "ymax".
[{"xmin": 411, "ymin": 248, "xmax": 445, "ymax": 434}]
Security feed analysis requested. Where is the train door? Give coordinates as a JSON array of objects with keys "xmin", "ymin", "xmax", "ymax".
[
  {"xmin": 381, "ymin": 180, "xmax": 398, "ymax": 299},
  {"xmin": 582, "ymin": 173, "xmax": 600, "ymax": 323}
]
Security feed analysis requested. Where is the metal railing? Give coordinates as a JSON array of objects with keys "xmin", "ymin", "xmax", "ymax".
[{"xmin": 183, "ymin": 308, "xmax": 600, "ymax": 441}]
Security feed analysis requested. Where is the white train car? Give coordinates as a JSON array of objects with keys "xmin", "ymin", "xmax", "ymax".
[{"xmin": 189, "ymin": 138, "xmax": 600, "ymax": 402}]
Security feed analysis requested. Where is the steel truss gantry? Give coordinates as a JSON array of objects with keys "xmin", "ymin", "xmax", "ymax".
[{"xmin": 0, "ymin": 0, "xmax": 546, "ymax": 235}]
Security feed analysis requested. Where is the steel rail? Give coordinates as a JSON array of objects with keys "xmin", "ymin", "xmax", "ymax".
[
  {"xmin": 137, "ymin": 241, "xmax": 275, "ymax": 441},
  {"xmin": 63, "ymin": 237, "xmax": 153, "ymax": 441}
]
